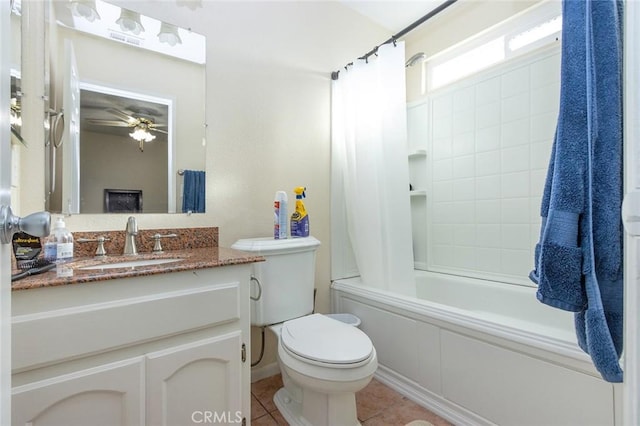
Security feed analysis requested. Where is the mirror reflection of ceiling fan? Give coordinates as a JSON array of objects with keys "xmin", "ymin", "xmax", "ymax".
[{"xmin": 86, "ymin": 108, "xmax": 167, "ymax": 151}]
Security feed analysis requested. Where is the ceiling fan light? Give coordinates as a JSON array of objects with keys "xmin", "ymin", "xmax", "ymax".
[
  {"xmin": 116, "ymin": 9, "xmax": 144, "ymax": 35},
  {"xmin": 68, "ymin": 0, "xmax": 100, "ymax": 22},
  {"xmin": 158, "ymin": 22, "xmax": 182, "ymax": 46},
  {"xmin": 129, "ymin": 127, "xmax": 156, "ymax": 143}
]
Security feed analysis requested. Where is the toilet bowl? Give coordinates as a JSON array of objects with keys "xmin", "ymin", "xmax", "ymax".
[{"xmin": 270, "ymin": 314, "xmax": 378, "ymax": 426}]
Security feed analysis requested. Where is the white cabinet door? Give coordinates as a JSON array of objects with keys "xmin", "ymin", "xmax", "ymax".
[
  {"xmin": 146, "ymin": 332, "xmax": 244, "ymax": 426},
  {"xmin": 12, "ymin": 357, "xmax": 144, "ymax": 426}
]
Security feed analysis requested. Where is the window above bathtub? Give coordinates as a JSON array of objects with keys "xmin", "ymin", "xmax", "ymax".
[{"xmin": 425, "ymin": 0, "xmax": 562, "ymax": 93}]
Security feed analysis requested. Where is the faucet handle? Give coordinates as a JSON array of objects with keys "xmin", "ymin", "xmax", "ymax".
[
  {"xmin": 77, "ymin": 236, "xmax": 111, "ymax": 256},
  {"xmin": 152, "ymin": 233, "xmax": 178, "ymax": 253}
]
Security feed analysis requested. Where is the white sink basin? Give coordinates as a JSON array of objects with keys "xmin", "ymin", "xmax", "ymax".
[{"xmin": 79, "ymin": 258, "xmax": 184, "ymax": 270}]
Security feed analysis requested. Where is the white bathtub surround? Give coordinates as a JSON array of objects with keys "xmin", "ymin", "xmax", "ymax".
[
  {"xmin": 331, "ymin": 41, "xmax": 416, "ymax": 296},
  {"xmin": 332, "ymin": 271, "xmax": 619, "ymax": 426}
]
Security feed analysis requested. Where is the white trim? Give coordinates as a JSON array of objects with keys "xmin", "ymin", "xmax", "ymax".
[
  {"xmin": 0, "ymin": 1, "xmax": 12, "ymax": 423},
  {"xmin": 250, "ymin": 362, "xmax": 280, "ymax": 383},
  {"xmin": 623, "ymin": 0, "xmax": 640, "ymax": 424}
]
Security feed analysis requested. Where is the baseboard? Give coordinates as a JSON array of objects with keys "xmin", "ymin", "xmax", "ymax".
[
  {"xmin": 251, "ymin": 362, "xmax": 280, "ymax": 383},
  {"xmin": 374, "ymin": 365, "xmax": 491, "ymax": 426}
]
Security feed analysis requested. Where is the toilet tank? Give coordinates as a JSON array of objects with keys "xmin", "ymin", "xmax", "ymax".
[{"xmin": 231, "ymin": 236, "xmax": 321, "ymax": 326}]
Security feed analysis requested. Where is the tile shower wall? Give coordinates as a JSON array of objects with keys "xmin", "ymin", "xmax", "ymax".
[{"xmin": 427, "ymin": 47, "xmax": 560, "ymax": 285}]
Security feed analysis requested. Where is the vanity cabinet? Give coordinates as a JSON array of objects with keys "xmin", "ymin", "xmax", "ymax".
[{"xmin": 11, "ymin": 264, "xmax": 252, "ymax": 426}]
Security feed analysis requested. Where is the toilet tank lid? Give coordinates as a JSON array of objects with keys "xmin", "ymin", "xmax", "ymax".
[{"xmin": 231, "ymin": 236, "xmax": 321, "ymax": 254}]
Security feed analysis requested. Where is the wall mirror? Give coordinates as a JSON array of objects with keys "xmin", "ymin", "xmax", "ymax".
[{"xmin": 46, "ymin": 0, "xmax": 206, "ymax": 214}]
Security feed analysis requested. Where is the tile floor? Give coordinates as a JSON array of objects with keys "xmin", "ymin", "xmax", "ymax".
[{"xmin": 251, "ymin": 374, "xmax": 454, "ymax": 426}]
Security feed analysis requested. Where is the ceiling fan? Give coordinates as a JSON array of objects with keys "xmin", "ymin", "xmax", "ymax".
[{"xmin": 86, "ymin": 108, "xmax": 167, "ymax": 151}]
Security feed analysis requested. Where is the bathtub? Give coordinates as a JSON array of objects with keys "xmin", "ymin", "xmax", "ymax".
[{"xmin": 331, "ymin": 271, "xmax": 619, "ymax": 426}]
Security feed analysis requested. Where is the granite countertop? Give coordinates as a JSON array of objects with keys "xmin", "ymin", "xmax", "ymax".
[
  {"xmin": 12, "ymin": 247, "xmax": 264, "ymax": 291},
  {"xmin": 11, "ymin": 226, "xmax": 264, "ymax": 291}
]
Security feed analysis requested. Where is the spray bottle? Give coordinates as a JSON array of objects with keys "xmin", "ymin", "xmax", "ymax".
[
  {"xmin": 274, "ymin": 191, "xmax": 288, "ymax": 239},
  {"xmin": 290, "ymin": 187, "xmax": 310, "ymax": 238}
]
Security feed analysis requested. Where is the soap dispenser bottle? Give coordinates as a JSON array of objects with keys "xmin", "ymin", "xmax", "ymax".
[{"xmin": 52, "ymin": 216, "xmax": 74, "ymax": 263}]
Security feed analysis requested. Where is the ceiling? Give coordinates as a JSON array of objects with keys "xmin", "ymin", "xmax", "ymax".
[{"xmin": 339, "ymin": 0, "xmax": 448, "ymax": 34}]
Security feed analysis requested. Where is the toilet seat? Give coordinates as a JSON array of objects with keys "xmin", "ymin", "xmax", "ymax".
[{"xmin": 281, "ymin": 314, "xmax": 373, "ymax": 367}]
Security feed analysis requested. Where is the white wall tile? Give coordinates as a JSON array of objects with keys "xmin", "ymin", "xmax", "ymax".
[
  {"xmin": 451, "ymin": 201, "xmax": 475, "ymax": 224},
  {"xmin": 530, "ymin": 140, "xmax": 553, "ymax": 170},
  {"xmin": 453, "ymin": 178, "xmax": 475, "ymax": 201},
  {"xmin": 476, "ymin": 150, "xmax": 501, "ymax": 176},
  {"xmin": 475, "ymin": 77, "xmax": 500, "ymax": 106},
  {"xmin": 476, "ymin": 199, "xmax": 501, "ymax": 224},
  {"xmin": 476, "ymin": 125, "xmax": 500, "ymax": 152},
  {"xmin": 502, "ymin": 92, "xmax": 530, "ymax": 123},
  {"xmin": 530, "ymin": 111, "xmax": 557, "ymax": 142},
  {"xmin": 453, "ymin": 109, "xmax": 475, "ymax": 134},
  {"xmin": 501, "ymin": 198, "xmax": 530, "ymax": 223},
  {"xmin": 454, "ymin": 224, "xmax": 476, "ymax": 246},
  {"xmin": 476, "ymin": 248, "xmax": 501, "ymax": 273},
  {"xmin": 501, "ymin": 145, "xmax": 530, "ymax": 173},
  {"xmin": 426, "ymin": 49, "xmax": 560, "ymax": 284},
  {"xmin": 501, "ymin": 66, "xmax": 530, "ymax": 98},
  {"xmin": 501, "ymin": 224, "xmax": 531, "ymax": 249},
  {"xmin": 453, "ymin": 155, "xmax": 476, "ymax": 179},
  {"xmin": 433, "ymin": 159, "xmax": 453, "ymax": 181},
  {"xmin": 433, "ymin": 114, "xmax": 453, "ymax": 139},
  {"xmin": 476, "ymin": 175, "xmax": 501, "ymax": 200},
  {"xmin": 453, "ymin": 131, "xmax": 475, "ymax": 156},
  {"xmin": 501, "ymin": 171, "xmax": 529, "ymax": 198},
  {"xmin": 453, "ymin": 86, "xmax": 476, "ymax": 111},
  {"xmin": 529, "ymin": 169, "xmax": 547, "ymax": 197},
  {"xmin": 476, "ymin": 224, "xmax": 501, "ymax": 248},
  {"xmin": 501, "ymin": 249, "xmax": 533, "ymax": 276},
  {"xmin": 501, "ymin": 118, "xmax": 530, "ymax": 148},
  {"xmin": 432, "ymin": 224, "xmax": 454, "ymax": 245},
  {"xmin": 433, "ymin": 181, "xmax": 453, "ymax": 201},
  {"xmin": 530, "ymin": 52, "xmax": 561, "ymax": 88},
  {"xmin": 531, "ymin": 82, "xmax": 560, "ymax": 115},
  {"xmin": 476, "ymin": 101, "xmax": 501, "ymax": 129},
  {"xmin": 433, "ymin": 137, "xmax": 453, "ymax": 159}
]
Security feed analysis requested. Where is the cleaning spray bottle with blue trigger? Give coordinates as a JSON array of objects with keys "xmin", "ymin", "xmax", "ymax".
[{"xmin": 290, "ymin": 186, "xmax": 310, "ymax": 237}]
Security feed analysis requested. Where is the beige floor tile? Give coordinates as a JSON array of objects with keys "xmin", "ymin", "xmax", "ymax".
[
  {"xmin": 356, "ymin": 378, "xmax": 405, "ymax": 421},
  {"xmin": 251, "ymin": 375, "xmax": 284, "ymax": 413},
  {"xmin": 251, "ymin": 394, "xmax": 267, "ymax": 420},
  {"xmin": 270, "ymin": 408, "xmax": 289, "ymax": 426},
  {"xmin": 252, "ymin": 413, "xmax": 279, "ymax": 426},
  {"xmin": 363, "ymin": 398, "xmax": 453, "ymax": 426}
]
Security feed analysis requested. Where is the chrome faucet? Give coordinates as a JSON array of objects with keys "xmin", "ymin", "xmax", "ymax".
[{"xmin": 123, "ymin": 216, "xmax": 138, "ymax": 255}]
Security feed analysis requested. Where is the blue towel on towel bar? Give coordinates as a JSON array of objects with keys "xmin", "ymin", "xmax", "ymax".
[
  {"xmin": 529, "ymin": 0, "xmax": 624, "ymax": 383},
  {"xmin": 182, "ymin": 170, "xmax": 206, "ymax": 213}
]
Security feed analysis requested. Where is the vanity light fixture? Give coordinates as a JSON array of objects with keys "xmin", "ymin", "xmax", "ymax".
[
  {"xmin": 68, "ymin": 0, "xmax": 100, "ymax": 22},
  {"xmin": 158, "ymin": 22, "xmax": 182, "ymax": 46},
  {"xmin": 116, "ymin": 9, "xmax": 144, "ymax": 35}
]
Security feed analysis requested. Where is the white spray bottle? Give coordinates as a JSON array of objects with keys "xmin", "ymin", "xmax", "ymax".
[{"xmin": 274, "ymin": 191, "xmax": 288, "ymax": 239}]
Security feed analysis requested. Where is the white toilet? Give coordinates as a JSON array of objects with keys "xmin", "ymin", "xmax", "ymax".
[{"xmin": 231, "ymin": 236, "xmax": 377, "ymax": 426}]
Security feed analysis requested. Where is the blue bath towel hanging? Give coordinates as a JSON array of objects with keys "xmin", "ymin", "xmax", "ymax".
[
  {"xmin": 182, "ymin": 170, "xmax": 206, "ymax": 213},
  {"xmin": 529, "ymin": 0, "xmax": 624, "ymax": 383}
]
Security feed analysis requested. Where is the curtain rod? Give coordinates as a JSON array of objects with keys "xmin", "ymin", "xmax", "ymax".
[{"xmin": 331, "ymin": 0, "xmax": 458, "ymax": 80}]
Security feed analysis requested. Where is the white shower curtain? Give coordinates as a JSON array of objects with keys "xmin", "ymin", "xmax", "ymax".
[{"xmin": 331, "ymin": 41, "xmax": 416, "ymax": 296}]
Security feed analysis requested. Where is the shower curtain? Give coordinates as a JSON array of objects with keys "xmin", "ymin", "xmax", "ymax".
[{"xmin": 331, "ymin": 42, "xmax": 416, "ymax": 296}]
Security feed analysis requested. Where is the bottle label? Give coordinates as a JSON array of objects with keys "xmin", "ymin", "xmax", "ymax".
[
  {"xmin": 57, "ymin": 242, "xmax": 73, "ymax": 260},
  {"xmin": 43, "ymin": 242, "xmax": 57, "ymax": 262}
]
